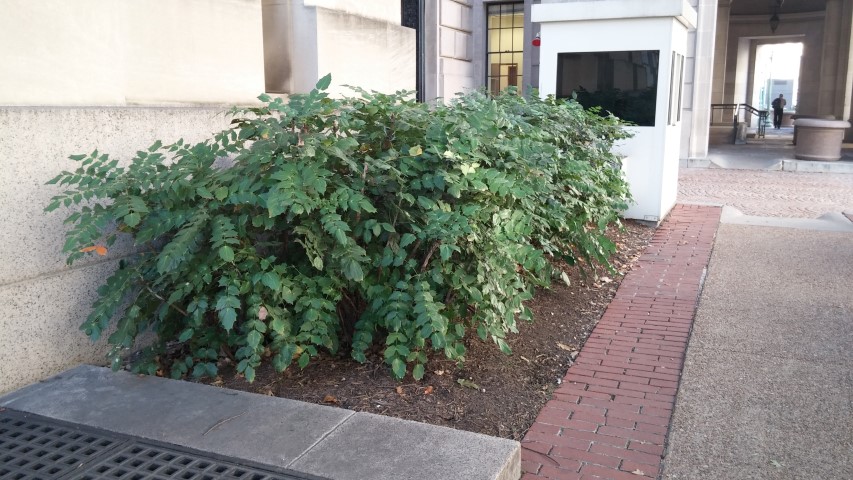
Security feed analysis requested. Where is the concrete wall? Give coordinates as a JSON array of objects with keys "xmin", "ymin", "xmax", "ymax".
[
  {"xmin": 0, "ymin": 0, "xmax": 265, "ymax": 394},
  {"xmin": 0, "ymin": 107, "xmax": 235, "ymax": 394},
  {"xmin": 315, "ymin": 8, "xmax": 416, "ymax": 97},
  {"xmin": 263, "ymin": 0, "xmax": 415, "ymax": 97},
  {"xmin": 424, "ymin": 0, "xmax": 477, "ymax": 101},
  {"xmin": 0, "ymin": 0, "xmax": 265, "ymax": 106}
]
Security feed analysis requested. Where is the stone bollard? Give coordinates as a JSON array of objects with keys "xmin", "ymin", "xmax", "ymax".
[{"xmin": 793, "ymin": 118, "xmax": 851, "ymax": 161}]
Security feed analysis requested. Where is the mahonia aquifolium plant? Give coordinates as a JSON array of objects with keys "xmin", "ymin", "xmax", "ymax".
[{"xmin": 46, "ymin": 75, "xmax": 632, "ymax": 382}]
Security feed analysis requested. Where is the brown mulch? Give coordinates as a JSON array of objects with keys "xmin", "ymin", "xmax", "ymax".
[{"xmin": 203, "ymin": 220, "xmax": 654, "ymax": 441}]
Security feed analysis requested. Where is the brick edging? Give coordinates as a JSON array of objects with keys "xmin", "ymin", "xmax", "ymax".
[{"xmin": 520, "ymin": 205, "xmax": 722, "ymax": 480}]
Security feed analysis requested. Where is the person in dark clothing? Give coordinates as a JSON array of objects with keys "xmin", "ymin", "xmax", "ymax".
[{"xmin": 771, "ymin": 94, "xmax": 786, "ymax": 129}]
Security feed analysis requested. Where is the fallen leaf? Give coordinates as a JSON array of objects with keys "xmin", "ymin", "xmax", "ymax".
[
  {"xmin": 770, "ymin": 460, "xmax": 784, "ymax": 468},
  {"xmin": 560, "ymin": 271, "xmax": 571, "ymax": 287},
  {"xmin": 457, "ymin": 379, "xmax": 480, "ymax": 390},
  {"xmin": 423, "ymin": 386, "xmax": 434, "ymax": 395},
  {"xmin": 632, "ymin": 469, "xmax": 645, "ymax": 475},
  {"xmin": 395, "ymin": 386, "xmax": 404, "ymax": 395},
  {"xmin": 557, "ymin": 342, "xmax": 573, "ymax": 351},
  {"xmin": 323, "ymin": 394, "xmax": 339, "ymax": 404},
  {"xmin": 263, "ymin": 389, "xmax": 273, "ymax": 396},
  {"xmin": 434, "ymin": 370, "xmax": 445, "ymax": 376},
  {"xmin": 570, "ymin": 351, "xmax": 579, "ymax": 360},
  {"xmin": 600, "ymin": 276, "xmax": 613, "ymax": 283},
  {"xmin": 80, "ymin": 245, "xmax": 108, "ymax": 256},
  {"xmin": 258, "ymin": 306, "xmax": 268, "ymax": 320}
]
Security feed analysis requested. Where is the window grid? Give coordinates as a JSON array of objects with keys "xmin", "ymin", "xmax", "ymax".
[{"xmin": 486, "ymin": 2, "xmax": 524, "ymax": 95}]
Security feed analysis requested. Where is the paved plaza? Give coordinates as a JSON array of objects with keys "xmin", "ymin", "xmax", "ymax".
[{"xmin": 678, "ymin": 168, "xmax": 853, "ymax": 218}]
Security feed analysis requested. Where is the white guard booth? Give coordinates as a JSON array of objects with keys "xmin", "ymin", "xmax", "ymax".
[{"xmin": 533, "ymin": 0, "xmax": 697, "ymax": 222}]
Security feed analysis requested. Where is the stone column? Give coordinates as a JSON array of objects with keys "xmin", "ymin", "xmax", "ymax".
[
  {"xmin": 423, "ymin": 0, "xmax": 442, "ymax": 102},
  {"xmin": 710, "ymin": 0, "xmax": 730, "ymax": 123},
  {"xmin": 685, "ymin": 0, "xmax": 719, "ymax": 159},
  {"xmin": 840, "ymin": 0, "xmax": 853, "ymax": 141},
  {"xmin": 818, "ymin": 0, "xmax": 844, "ymax": 116}
]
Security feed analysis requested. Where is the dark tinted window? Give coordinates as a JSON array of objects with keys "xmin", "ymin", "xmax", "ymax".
[{"xmin": 556, "ymin": 50, "xmax": 660, "ymax": 126}]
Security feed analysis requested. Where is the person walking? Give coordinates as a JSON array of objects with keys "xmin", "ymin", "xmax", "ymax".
[{"xmin": 771, "ymin": 93, "xmax": 786, "ymax": 129}]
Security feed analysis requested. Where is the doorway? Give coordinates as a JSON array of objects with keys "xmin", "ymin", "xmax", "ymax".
[{"xmin": 750, "ymin": 42, "xmax": 803, "ymax": 128}]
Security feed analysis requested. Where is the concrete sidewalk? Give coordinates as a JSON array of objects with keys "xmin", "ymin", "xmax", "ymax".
[{"xmin": 662, "ymin": 224, "xmax": 853, "ymax": 479}]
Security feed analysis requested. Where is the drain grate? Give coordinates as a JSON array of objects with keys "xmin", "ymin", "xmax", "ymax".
[
  {"xmin": 76, "ymin": 443, "xmax": 294, "ymax": 480},
  {"xmin": 0, "ymin": 409, "xmax": 312, "ymax": 480},
  {"xmin": 0, "ymin": 413, "xmax": 123, "ymax": 479}
]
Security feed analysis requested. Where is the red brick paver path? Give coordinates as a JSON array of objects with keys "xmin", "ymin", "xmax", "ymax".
[{"xmin": 520, "ymin": 205, "xmax": 722, "ymax": 480}]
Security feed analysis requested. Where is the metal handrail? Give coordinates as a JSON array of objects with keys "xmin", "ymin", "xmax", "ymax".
[{"xmin": 710, "ymin": 103, "xmax": 769, "ymax": 140}]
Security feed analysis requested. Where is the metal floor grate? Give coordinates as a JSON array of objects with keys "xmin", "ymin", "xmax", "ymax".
[{"xmin": 0, "ymin": 409, "xmax": 312, "ymax": 480}]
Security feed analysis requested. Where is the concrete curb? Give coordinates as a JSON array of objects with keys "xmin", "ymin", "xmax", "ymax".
[
  {"xmin": 0, "ymin": 365, "xmax": 520, "ymax": 480},
  {"xmin": 683, "ymin": 155, "xmax": 853, "ymax": 173},
  {"xmin": 720, "ymin": 206, "xmax": 853, "ymax": 232},
  {"xmin": 782, "ymin": 158, "xmax": 853, "ymax": 173}
]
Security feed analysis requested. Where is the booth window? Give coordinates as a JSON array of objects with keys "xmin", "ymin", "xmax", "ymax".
[
  {"xmin": 486, "ymin": 2, "xmax": 524, "ymax": 95},
  {"xmin": 556, "ymin": 50, "xmax": 660, "ymax": 126}
]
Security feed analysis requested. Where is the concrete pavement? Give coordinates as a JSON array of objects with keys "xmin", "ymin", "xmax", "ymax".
[
  {"xmin": 668, "ymin": 140, "xmax": 853, "ymax": 479},
  {"xmin": 679, "ymin": 136, "xmax": 853, "ymax": 219},
  {"xmin": 678, "ymin": 168, "xmax": 853, "ymax": 219},
  {"xmin": 662, "ymin": 224, "xmax": 853, "ymax": 479}
]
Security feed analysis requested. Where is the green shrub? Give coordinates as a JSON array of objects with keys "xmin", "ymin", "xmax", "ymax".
[{"xmin": 46, "ymin": 76, "xmax": 631, "ymax": 382}]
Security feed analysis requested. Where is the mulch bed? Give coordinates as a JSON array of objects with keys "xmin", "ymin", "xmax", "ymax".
[{"xmin": 201, "ymin": 220, "xmax": 654, "ymax": 441}]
